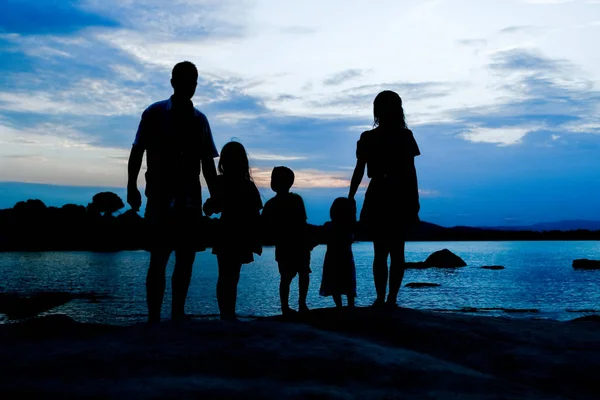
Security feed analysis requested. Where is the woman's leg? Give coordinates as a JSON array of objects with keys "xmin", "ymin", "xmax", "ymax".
[
  {"xmin": 387, "ymin": 240, "xmax": 406, "ymax": 306},
  {"xmin": 372, "ymin": 240, "xmax": 390, "ymax": 305},
  {"xmin": 333, "ymin": 294, "xmax": 343, "ymax": 308}
]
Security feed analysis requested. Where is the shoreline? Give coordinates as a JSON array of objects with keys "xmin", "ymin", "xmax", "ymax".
[{"xmin": 1, "ymin": 237, "xmax": 600, "ymax": 253}]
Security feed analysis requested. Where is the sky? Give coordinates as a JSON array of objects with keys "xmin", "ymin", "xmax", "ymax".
[{"xmin": 0, "ymin": 0, "xmax": 599, "ymax": 226}]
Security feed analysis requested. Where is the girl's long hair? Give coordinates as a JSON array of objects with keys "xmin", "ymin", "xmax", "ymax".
[
  {"xmin": 218, "ymin": 141, "xmax": 252, "ymax": 181},
  {"xmin": 373, "ymin": 90, "xmax": 407, "ymax": 129}
]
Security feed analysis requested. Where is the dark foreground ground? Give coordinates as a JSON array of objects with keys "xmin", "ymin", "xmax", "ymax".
[{"xmin": 1, "ymin": 307, "xmax": 600, "ymax": 399}]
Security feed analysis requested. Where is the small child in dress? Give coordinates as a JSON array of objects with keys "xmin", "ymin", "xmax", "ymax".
[
  {"xmin": 261, "ymin": 166, "xmax": 313, "ymax": 316},
  {"xmin": 203, "ymin": 141, "xmax": 263, "ymax": 321},
  {"xmin": 319, "ymin": 197, "xmax": 357, "ymax": 308}
]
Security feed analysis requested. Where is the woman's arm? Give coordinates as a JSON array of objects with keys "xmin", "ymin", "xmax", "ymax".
[{"xmin": 348, "ymin": 159, "xmax": 366, "ymax": 200}]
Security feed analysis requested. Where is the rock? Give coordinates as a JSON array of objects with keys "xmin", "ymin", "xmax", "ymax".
[
  {"xmin": 481, "ymin": 266, "xmax": 505, "ymax": 270},
  {"xmin": 0, "ymin": 292, "xmax": 73, "ymax": 320},
  {"xmin": 571, "ymin": 315, "xmax": 600, "ymax": 323},
  {"xmin": 404, "ymin": 262, "xmax": 430, "ymax": 269},
  {"xmin": 4, "ymin": 308, "xmax": 600, "ymax": 399},
  {"xmin": 405, "ymin": 282, "xmax": 441, "ymax": 288},
  {"xmin": 424, "ymin": 249, "xmax": 467, "ymax": 268},
  {"xmin": 573, "ymin": 259, "xmax": 600, "ymax": 270}
]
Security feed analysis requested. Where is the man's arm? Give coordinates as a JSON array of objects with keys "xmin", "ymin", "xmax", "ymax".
[
  {"xmin": 201, "ymin": 158, "xmax": 217, "ymax": 197},
  {"xmin": 127, "ymin": 145, "xmax": 144, "ymax": 211},
  {"xmin": 200, "ymin": 114, "xmax": 219, "ymax": 197},
  {"xmin": 127, "ymin": 108, "xmax": 150, "ymax": 212}
]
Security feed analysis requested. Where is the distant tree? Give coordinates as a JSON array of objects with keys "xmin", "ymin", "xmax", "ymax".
[
  {"xmin": 87, "ymin": 192, "xmax": 124, "ymax": 217},
  {"xmin": 13, "ymin": 199, "xmax": 47, "ymax": 213}
]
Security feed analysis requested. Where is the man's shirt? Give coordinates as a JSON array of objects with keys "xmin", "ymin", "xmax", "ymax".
[{"xmin": 133, "ymin": 96, "xmax": 218, "ymax": 208}]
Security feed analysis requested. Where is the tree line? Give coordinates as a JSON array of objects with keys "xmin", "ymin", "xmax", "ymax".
[{"xmin": 0, "ymin": 191, "xmax": 599, "ymax": 252}]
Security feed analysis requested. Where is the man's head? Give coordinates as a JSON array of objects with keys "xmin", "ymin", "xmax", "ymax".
[
  {"xmin": 271, "ymin": 166, "xmax": 294, "ymax": 194},
  {"xmin": 171, "ymin": 61, "xmax": 198, "ymax": 100}
]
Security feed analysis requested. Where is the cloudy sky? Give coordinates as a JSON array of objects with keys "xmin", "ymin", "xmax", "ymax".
[{"xmin": 0, "ymin": 0, "xmax": 599, "ymax": 226}]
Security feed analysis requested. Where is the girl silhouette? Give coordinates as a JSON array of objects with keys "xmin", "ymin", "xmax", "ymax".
[
  {"xmin": 319, "ymin": 197, "xmax": 357, "ymax": 308},
  {"xmin": 203, "ymin": 141, "xmax": 263, "ymax": 320},
  {"xmin": 348, "ymin": 90, "xmax": 420, "ymax": 308}
]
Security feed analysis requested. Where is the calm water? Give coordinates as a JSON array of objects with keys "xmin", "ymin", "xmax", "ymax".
[{"xmin": 1, "ymin": 241, "xmax": 600, "ymax": 325}]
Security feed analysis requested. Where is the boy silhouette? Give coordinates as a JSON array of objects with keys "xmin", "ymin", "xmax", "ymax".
[{"xmin": 261, "ymin": 166, "xmax": 312, "ymax": 315}]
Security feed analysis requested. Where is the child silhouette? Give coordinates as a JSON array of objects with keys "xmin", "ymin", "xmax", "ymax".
[
  {"xmin": 319, "ymin": 197, "xmax": 357, "ymax": 308},
  {"xmin": 261, "ymin": 166, "xmax": 313, "ymax": 316},
  {"xmin": 203, "ymin": 141, "xmax": 263, "ymax": 321}
]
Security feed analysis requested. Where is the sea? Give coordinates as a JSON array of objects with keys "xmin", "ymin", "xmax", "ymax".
[{"xmin": 1, "ymin": 241, "xmax": 600, "ymax": 325}]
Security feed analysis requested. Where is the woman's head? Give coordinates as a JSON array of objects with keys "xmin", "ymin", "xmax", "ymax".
[
  {"xmin": 373, "ymin": 90, "xmax": 407, "ymax": 129},
  {"xmin": 218, "ymin": 141, "xmax": 251, "ymax": 180},
  {"xmin": 330, "ymin": 197, "xmax": 356, "ymax": 225}
]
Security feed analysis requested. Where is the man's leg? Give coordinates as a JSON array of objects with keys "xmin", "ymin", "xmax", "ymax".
[
  {"xmin": 347, "ymin": 295, "xmax": 355, "ymax": 308},
  {"xmin": 172, "ymin": 249, "xmax": 196, "ymax": 320},
  {"xmin": 146, "ymin": 250, "xmax": 171, "ymax": 323}
]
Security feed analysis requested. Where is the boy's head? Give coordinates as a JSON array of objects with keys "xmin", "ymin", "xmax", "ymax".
[{"xmin": 271, "ymin": 166, "xmax": 294, "ymax": 194}]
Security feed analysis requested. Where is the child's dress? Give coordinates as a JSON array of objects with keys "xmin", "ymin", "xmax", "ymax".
[
  {"xmin": 319, "ymin": 222, "xmax": 357, "ymax": 297},
  {"xmin": 209, "ymin": 175, "xmax": 263, "ymax": 264}
]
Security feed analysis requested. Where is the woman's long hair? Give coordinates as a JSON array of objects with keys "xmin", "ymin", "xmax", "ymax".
[
  {"xmin": 373, "ymin": 90, "xmax": 407, "ymax": 129},
  {"xmin": 218, "ymin": 141, "xmax": 252, "ymax": 181}
]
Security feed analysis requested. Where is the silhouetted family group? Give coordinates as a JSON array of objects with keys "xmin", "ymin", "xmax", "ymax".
[{"xmin": 127, "ymin": 62, "xmax": 420, "ymax": 322}]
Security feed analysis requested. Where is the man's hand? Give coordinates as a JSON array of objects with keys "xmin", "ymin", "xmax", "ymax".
[
  {"xmin": 203, "ymin": 198, "xmax": 214, "ymax": 216},
  {"xmin": 127, "ymin": 185, "xmax": 142, "ymax": 212}
]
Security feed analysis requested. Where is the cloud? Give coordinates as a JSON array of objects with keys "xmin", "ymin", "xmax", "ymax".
[
  {"xmin": 457, "ymin": 39, "xmax": 487, "ymax": 47},
  {"xmin": 460, "ymin": 126, "xmax": 540, "ymax": 145},
  {"xmin": 0, "ymin": 120, "xmax": 131, "ymax": 187},
  {"xmin": 279, "ymin": 26, "xmax": 316, "ymax": 35},
  {"xmin": 498, "ymin": 25, "xmax": 538, "ymax": 35},
  {"xmin": 3, "ymin": 154, "xmax": 47, "ymax": 162},
  {"xmin": 2, "ymin": 0, "xmax": 600, "ymax": 226},
  {"xmin": 323, "ymin": 69, "xmax": 366, "ymax": 86},
  {"xmin": 488, "ymin": 48, "xmax": 571, "ymax": 74},
  {"xmin": 524, "ymin": 0, "xmax": 575, "ymax": 3},
  {"xmin": 0, "ymin": 79, "xmax": 152, "ymax": 116},
  {"xmin": 248, "ymin": 152, "xmax": 308, "ymax": 161}
]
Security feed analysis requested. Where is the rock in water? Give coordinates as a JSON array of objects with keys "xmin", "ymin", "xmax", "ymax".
[
  {"xmin": 573, "ymin": 259, "xmax": 600, "ymax": 270},
  {"xmin": 481, "ymin": 266, "xmax": 505, "ymax": 270},
  {"xmin": 405, "ymin": 282, "xmax": 441, "ymax": 288},
  {"xmin": 424, "ymin": 249, "xmax": 467, "ymax": 268}
]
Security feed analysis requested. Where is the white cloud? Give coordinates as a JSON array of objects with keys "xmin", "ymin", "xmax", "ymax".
[
  {"xmin": 460, "ymin": 125, "xmax": 541, "ymax": 145},
  {"xmin": 562, "ymin": 119, "xmax": 600, "ymax": 133},
  {"xmin": 0, "ymin": 122, "xmax": 131, "ymax": 187},
  {"xmin": 2, "ymin": 0, "xmax": 600, "ymax": 191},
  {"xmin": 247, "ymin": 152, "xmax": 307, "ymax": 161}
]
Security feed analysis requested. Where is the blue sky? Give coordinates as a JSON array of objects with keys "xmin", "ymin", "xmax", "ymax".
[{"xmin": 1, "ymin": 0, "xmax": 599, "ymax": 226}]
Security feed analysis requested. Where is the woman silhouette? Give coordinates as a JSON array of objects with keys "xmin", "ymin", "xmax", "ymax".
[{"xmin": 348, "ymin": 90, "xmax": 420, "ymax": 308}]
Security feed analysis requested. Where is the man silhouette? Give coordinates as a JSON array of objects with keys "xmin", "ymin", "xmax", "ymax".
[{"xmin": 127, "ymin": 61, "xmax": 218, "ymax": 323}]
